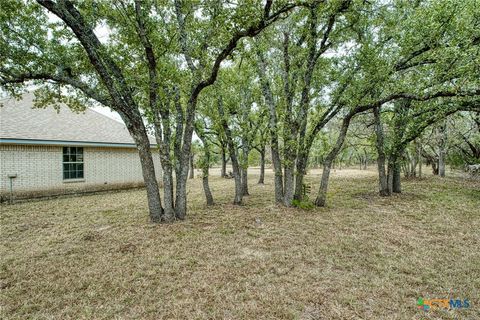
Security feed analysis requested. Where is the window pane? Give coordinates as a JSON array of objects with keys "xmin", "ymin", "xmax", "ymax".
[{"xmin": 63, "ymin": 147, "xmax": 84, "ymax": 179}]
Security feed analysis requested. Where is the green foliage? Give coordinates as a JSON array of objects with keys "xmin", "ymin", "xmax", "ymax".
[{"xmin": 292, "ymin": 198, "xmax": 315, "ymax": 210}]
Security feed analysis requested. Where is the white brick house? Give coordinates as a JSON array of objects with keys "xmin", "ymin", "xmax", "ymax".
[{"xmin": 0, "ymin": 92, "xmax": 162, "ymax": 200}]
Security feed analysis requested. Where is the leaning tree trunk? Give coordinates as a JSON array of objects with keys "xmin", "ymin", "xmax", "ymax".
[
  {"xmin": 131, "ymin": 126, "xmax": 163, "ymax": 222},
  {"xmin": 202, "ymin": 172, "xmax": 214, "ymax": 205},
  {"xmin": 194, "ymin": 122, "xmax": 214, "ymax": 206},
  {"xmin": 373, "ymin": 107, "xmax": 389, "ymax": 196},
  {"xmin": 315, "ymin": 116, "xmax": 352, "ymax": 207},
  {"xmin": 201, "ymin": 144, "xmax": 214, "ymax": 206},
  {"xmin": 258, "ymin": 147, "xmax": 265, "ymax": 184}
]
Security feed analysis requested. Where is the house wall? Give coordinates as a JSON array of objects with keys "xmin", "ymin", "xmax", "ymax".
[{"xmin": 0, "ymin": 144, "xmax": 162, "ymax": 200}]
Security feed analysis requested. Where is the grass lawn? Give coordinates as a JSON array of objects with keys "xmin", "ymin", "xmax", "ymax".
[{"xmin": 1, "ymin": 168, "xmax": 479, "ymax": 319}]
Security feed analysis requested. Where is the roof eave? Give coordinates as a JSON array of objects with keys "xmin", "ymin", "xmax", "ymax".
[{"xmin": 0, "ymin": 138, "xmax": 157, "ymax": 149}]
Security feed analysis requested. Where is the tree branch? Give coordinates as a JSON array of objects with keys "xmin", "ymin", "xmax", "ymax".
[{"xmin": 0, "ymin": 69, "xmax": 112, "ymax": 107}]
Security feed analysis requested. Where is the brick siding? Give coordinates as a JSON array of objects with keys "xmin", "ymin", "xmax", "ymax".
[{"xmin": 0, "ymin": 144, "xmax": 162, "ymax": 198}]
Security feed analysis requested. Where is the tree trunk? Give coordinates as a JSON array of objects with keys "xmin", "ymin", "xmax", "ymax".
[
  {"xmin": 201, "ymin": 148, "xmax": 214, "ymax": 206},
  {"xmin": 217, "ymin": 96, "xmax": 243, "ymax": 205},
  {"xmin": 363, "ymin": 150, "xmax": 368, "ymax": 170},
  {"xmin": 393, "ymin": 161, "xmax": 401, "ymax": 193},
  {"xmin": 387, "ymin": 156, "xmax": 402, "ymax": 194},
  {"xmin": 162, "ymin": 164, "xmax": 175, "ymax": 220},
  {"xmin": 231, "ymin": 152, "xmax": 243, "ymax": 205},
  {"xmin": 373, "ymin": 106, "xmax": 389, "ymax": 196},
  {"xmin": 315, "ymin": 116, "xmax": 351, "ymax": 207},
  {"xmin": 271, "ymin": 141, "xmax": 285, "ymax": 204},
  {"xmin": 189, "ymin": 153, "xmax": 194, "ymax": 179},
  {"xmin": 257, "ymin": 48, "xmax": 283, "ymax": 204},
  {"xmin": 438, "ymin": 122, "xmax": 447, "ymax": 177},
  {"xmin": 387, "ymin": 160, "xmax": 394, "ymax": 194},
  {"xmin": 132, "ymin": 128, "xmax": 163, "ymax": 222},
  {"xmin": 221, "ymin": 145, "xmax": 227, "ymax": 178},
  {"xmin": 202, "ymin": 174, "xmax": 214, "ymax": 206},
  {"xmin": 283, "ymin": 164, "xmax": 295, "ymax": 206},
  {"xmin": 241, "ymin": 140, "xmax": 250, "ymax": 196},
  {"xmin": 417, "ymin": 140, "xmax": 422, "ymax": 178},
  {"xmin": 294, "ymin": 152, "xmax": 308, "ymax": 200},
  {"xmin": 174, "ymin": 96, "xmax": 197, "ymax": 221},
  {"xmin": 152, "ymin": 106, "xmax": 175, "ymax": 221},
  {"xmin": 241, "ymin": 167, "xmax": 249, "ymax": 196},
  {"xmin": 258, "ymin": 147, "xmax": 265, "ymax": 184},
  {"xmin": 195, "ymin": 124, "xmax": 214, "ymax": 206},
  {"xmin": 315, "ymin": 159, "xmax": 332, "ymax": 207},
  {"xmin": 256, "ymin": 48, "xmax": 283, "ymax": 203}
]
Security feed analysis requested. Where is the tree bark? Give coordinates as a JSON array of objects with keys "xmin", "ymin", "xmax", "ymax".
[
  {"xmin": 195, "ymin": 125, "xmax": 214, "ymax": 206},
  {"xmin": 438, "ymin": 122, "xmax": 447, "ymax": 177},
  {"xmin": 283, "ymin": 164, "xmax": 295, "ymax": 206},
  {"xmin": 294, "ymin": 154, "xmax": 307, "ymax": 200},
  {"xmin": 256, "ymin": 47, "xmax": 283, "ymax": 203},
  {"xmin": 221, "ymin": 144, "xmax": 227, "ymax": 178},
  {"xmin": 387, "ymin": 155, "xmax": 402, "ymax": 193},
  {"xmin": 363, "ymin": 149, "xmax": 368, "ymax": 170},
  {"xmin": 189, "ymin": 153, "xmax": 194, "ymax": 179},
  {"xmin": 174, "ymin": 98, "xmax": 196, "ymax": 221},
  {"xmin": 315, "ymin": 116, "xmax": 352, "ymax": 207},
  {"xmin": 373, "ymin": 107, "xmax": 389, "ymax": 196},
  {"xmin": 202, "ymin": 173, "xmax": 214, "ymax": 206},
  {"xmin": 417, "ymin": 140, "xmax": 422, "ymax": 178},
  {"xmin": 131, "ymin": 127, "xmax": 164, "ymax": 223},
  {"xmin": 258, "ymin": 147, "xmax": 266, "ymax": 184},
  {"xmin": 152, "ymin": 106, "xmax": 175, "ymax": 221},
  {"xmin": 241, "ymin": 138, "xmax": 250, "ymax": 196},
  {"xmin": 217, "ymin": 96, "xmax": 243, "ymax": 205},
  {"xmin": 241, "ymin": 167, "xmax": 249, "ymax": 196},
  {"xmin": 393, "ymin": 161, "xmax": 402, "ymax": 193}
]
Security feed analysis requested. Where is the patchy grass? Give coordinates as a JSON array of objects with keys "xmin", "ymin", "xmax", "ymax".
[{"xmin": 1, "ymin": 168, "xmax": 479, "ymax": 319}]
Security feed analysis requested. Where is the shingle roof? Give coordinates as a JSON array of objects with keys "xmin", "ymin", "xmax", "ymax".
[{"xmin": 0, "ymin": 92, "xmax": 156, "ymax": 147}]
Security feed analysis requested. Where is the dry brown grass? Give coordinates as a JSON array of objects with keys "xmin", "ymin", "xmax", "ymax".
[{"xmin": 1, "ymin": 168, "xmax": 479, "ymax": 319}]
